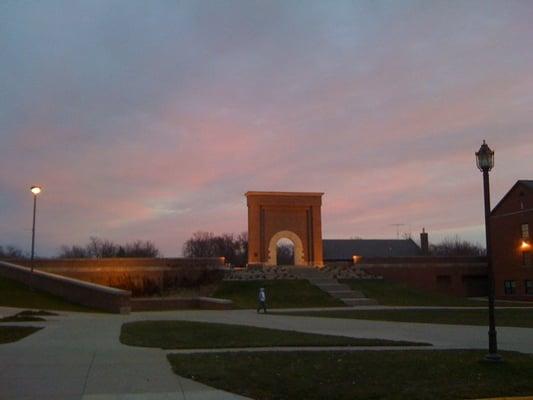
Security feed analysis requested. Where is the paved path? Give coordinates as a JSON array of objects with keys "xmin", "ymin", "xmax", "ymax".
[
  {"xmin": 1, "ymin": 306, "xmax": 533, "ymax": 399},
  {"xmin": 0, "ymin": 307, "xmax": 250, "ymax": 400},
  {"xmin": 131, "ymin": 308, "xmax": 533, "ymax": 353}
]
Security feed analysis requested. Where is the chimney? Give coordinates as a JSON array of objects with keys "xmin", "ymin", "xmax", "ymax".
[{"xmin": 420, "ymin": 228, "xmax": 429, "ymax": 255}]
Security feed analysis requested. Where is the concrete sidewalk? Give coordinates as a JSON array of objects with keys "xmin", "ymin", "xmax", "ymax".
[
  {"xmin": 129, "ymin": 308, "xmax": 533, "ymax": 354},
  {"xmin": 2, "ymin": 306, "xmax": 533, "ymax": 399},
  {"xmin": 0, "ymin": 309, "xmax": 250, "ymax": 400},
  {"xmin": 267, "ymin": 305, "xmax": 533, "ymax": 312}
]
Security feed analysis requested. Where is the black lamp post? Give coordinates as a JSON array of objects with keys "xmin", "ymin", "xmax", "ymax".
[
  {"xmin": 475, "ymin": 141, "xmax": 501, "ymax": 362},
  {"xmin": 29, "ymin": 185, "xmax": 42, "ymax": 280}
]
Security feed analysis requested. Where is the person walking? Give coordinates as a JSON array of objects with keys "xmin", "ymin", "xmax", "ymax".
[{"xmin": 257, "ymin": 287, "xmax": 267, "ymax": 314}]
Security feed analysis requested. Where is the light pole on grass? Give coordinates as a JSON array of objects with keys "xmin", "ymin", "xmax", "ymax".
[
  {"xmin": 475, "ymin": 140, "xmax": 501, "ymax": 362},
  {"xmin": 30, "ymin": 185, "xmax": 42, "ymax": 278}
]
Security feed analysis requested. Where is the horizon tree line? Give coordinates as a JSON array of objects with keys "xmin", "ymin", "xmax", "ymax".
[
  {"xmin": 0, "ymin": 233, "xmax": 485, "ymax": 260},
  {"xmin": 182, "ymin": 231, "xmax": 248, "ymax": 265},
  {"xmin": 58, "ymin": 237, "xmax": 160, "ymax": 258},
  {"xmin": 0, "ymin": 237, "xmax": 160, "ymax": 259}
]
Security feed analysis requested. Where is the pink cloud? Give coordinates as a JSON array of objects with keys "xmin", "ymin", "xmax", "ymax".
[{"xmin": 1, "ymin": 1, "xmax": 533, "ymax": 256}]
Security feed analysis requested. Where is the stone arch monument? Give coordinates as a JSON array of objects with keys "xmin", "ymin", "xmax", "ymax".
[{"xmin": 245, "ymin": 191, "xmax": 324, "ymax": 266}]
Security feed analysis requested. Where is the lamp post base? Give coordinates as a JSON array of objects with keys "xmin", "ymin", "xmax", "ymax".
[{"xmin": 483, "ymin": 353, "xmax": 503, "ymax": 363}]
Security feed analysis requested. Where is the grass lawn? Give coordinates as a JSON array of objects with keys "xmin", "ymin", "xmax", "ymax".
[
  {"xmin": 342, "ymin": 279, "xmax": 533, "ymax": 307},
  {"xmin": 120, "ymin": 320, "xmax": 426, "ymax": 349},
  {"xmin": 168, "ymin": 350, "xmax": 533, "ymax": 400},
  {"xmin": 0, "ymin": 326, "xmax": 42, "ymax": 344},
  {"xmin": 0, "ymin": 276, "xmax": 95, "ymax": 312},
  {"xmin": 342, "ymin": 279, "xmax": 492, "ymax": 307},
  {"xmin": 213, "ymin": 279, "xmax": 344, "ymax": 308},
  {"xmin": 277, "ymin": 308, "xmax": 533, "ymax": 328}
]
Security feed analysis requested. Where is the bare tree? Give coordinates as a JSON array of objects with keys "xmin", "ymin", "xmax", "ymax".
[
  {"xmin": 182, "ymin": 231, "xmax": 248, "ymax": 265},
  {"xmin": 123, "ymin": 240, "xmax": 159, "ymax": 258},
  {"xmin": 86, "ymin": 236, "xmax": 103, "ymax": 258},
  {"xmin": 58, "ymin": 237, "xmax": 160, "ymax": 258},
  {"xmin": 0, "ymin": 245, "xmax": 27, "ymax": 259},
  {"xmin": 235, "ymin": 232, "xmax": 248, "ymax": 265},
  {"xmin": 58, "ymin": 245, "xmax": 88, "ymax": 258},
  {"xmin": 429, "ymin": 236, "xmax": 485, "ymax": 256},
  {"xmin": 98, "ymin": 238, "xmax": 118, "ymax": 258},
  {"xmin": 401, "ymin": 232, "xmax": 413, "ymax": 240},
  {"xmin": 183, "ymin": 231, "xmax": 217, "ymax": 258}
]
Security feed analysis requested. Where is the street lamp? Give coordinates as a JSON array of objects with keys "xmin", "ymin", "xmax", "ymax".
[
  {"xmin": 475, "ymin": 141, "xmax": 501, "ymax": 362},
  {"xmin": 30, "ymin": 185, "xmax": 42, "ymax": 276}
]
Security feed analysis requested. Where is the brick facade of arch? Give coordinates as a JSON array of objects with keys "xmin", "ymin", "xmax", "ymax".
[{"xmin": 246, "ymin": 191, "xmax": 324, "ymax": 266}]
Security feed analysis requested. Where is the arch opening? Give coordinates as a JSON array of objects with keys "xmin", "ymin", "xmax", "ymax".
[
  {"xmin": 267, "ymin": 230, "xmax": 305, "ymax": 266},
  {"xmin": 276, "ymin": 238, "xmax": 295, "ymax": 265}
]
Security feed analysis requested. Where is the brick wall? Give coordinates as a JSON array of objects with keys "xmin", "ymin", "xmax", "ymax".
[
  {"xmin": 356, "ymin": 256, "xmax": 486, "ymax": 264},
  {"xmin": 357, "ymin": 260, "xmax": 488, "ymax": 297},
  {"xmin": 7, "ymin": 257, "xmax": 225, "ymax": 270},
  {"xmin": 246, "ymin": 192, "xmax": 324, "ymax": 266},
  {"xmin": 490, "ymin": 182, "xmax": 533, "ymax": 301}
]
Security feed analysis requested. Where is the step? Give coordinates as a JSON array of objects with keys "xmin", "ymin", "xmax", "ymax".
[
  {"xmin": 298, "ymin": 276, "xmax": 331, "ymax": 281},
  {"xmin": 317, "ymin": 286, "xmax": 353, "ymax": 294},
  {"xmin": 291, "ymin": 268, "xmax": 328, "ymax": 273},
  {"xmin": 311, "ymin": 279, "xmax": 344, "ymax": 285},
  {"xmin": 328, "ymin": 290, "xmax": 365, "ymax": 299},
  {"xmin": 303, "ymin": 274, "xmax": 378, "ymax": 306},
  {"xmin": 341, "ymin": 298, "xmax": 379, "ymax": 306},
  {"xmin": 315, "ymin": 283, "xmax": 351, "ymax": 291},
  {"xmin": 307, "ymin": 278, "xmax": 338, "ymax": 285},
  {"xmin": 295, "ymin": 273, "xmax": 331, "ymax": 279}
]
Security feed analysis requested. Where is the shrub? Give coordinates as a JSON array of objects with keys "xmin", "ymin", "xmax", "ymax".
[{"xmin": 102, "ymin": 267, "xmax": 224, "ymax": 297}]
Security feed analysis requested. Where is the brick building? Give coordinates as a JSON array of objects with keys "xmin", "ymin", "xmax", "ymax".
[
  {"xmin": 323, "ymin": 234, "xmax": 487, "ymax": 297},
  {"xmin": 323, "ymin": 238, "xmax": 422, "ymax": 259},
  {"xmin": 490, "ymin": 180, "xmax": 533, "ymax": 300}
]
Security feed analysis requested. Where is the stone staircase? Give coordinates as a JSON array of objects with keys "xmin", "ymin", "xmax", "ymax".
[{"xmin": 290, "ymin": 267, "xmax": 377, "ymax": 306}]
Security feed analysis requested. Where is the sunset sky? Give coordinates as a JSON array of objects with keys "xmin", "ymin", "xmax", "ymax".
[{"xmin": 1, "ymin": 0, "xmax": 532, "ymax": 257}]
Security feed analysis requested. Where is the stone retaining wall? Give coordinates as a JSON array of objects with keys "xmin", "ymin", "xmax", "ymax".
[
  {"xmin": 0, "ymin": 258, "xmax": 227, "ymax": 297},
  {"xmin": 225, "ymin": 266, "xmax": 299, "ymax": 280},
  {"xmin": 0, "ymin": 261, "xmax": 131, "ymax": 313}
]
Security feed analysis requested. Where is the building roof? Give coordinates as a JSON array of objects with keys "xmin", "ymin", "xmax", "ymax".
[
  {"xmin": 491, "ymin": 180, "xmax": 533, "ymax": 215},
  {"xmin": 245, "ymin": 191, "xmax": 324, "ymax": 197},
  {"xmin": 519, "ymin": 180, "xmax": 533, "ymax": 189},
  {"xmin": 323, "ymin": 239, "xmax": 421, "ymax": 260}
]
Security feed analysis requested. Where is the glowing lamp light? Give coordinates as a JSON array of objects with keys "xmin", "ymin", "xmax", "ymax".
[
  {"xmin": 29, "ymin": 184, "xmax": 43, "ymax": 279},
  {"xmin": 521, "ymin": 241, "xmax": 531, "ymax": 251},
  {"xmin": 352, "ymin": 255, "xmax": 361, "ymax": 264}
]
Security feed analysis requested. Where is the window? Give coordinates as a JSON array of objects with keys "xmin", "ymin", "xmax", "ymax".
[
  {"xmin": 522, "ymin": 224, "xmax": 530, "ymax": 239},
  {"xmin": 524, "ymin": 251, "xmax": 532, "ymax": 267},
  {"xmin": 504, "ymin": 280, "xmax": 516, "ymax": 295},
  {"xmin": 525, "ymin": 280, "xmax": 533, "ymax": 295}
]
